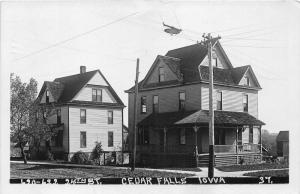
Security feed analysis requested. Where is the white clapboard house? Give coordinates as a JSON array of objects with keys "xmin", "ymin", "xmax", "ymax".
[{"xmin": 35, "ymin": 66, "xmax": 125, "ymax": 160}]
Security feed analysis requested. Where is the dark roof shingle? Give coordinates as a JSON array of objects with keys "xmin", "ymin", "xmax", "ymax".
[
  {"xmin": 277, "ymin": 131, "xmax": 289, "ymax": 142},
  {"xmin": 138, "ymin": 110, "xmax": 265, "ymax": 127}
]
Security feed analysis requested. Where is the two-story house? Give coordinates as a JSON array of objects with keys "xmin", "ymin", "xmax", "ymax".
[
  {"xmin": 35, "ymin": 66, "xmax": 125, "ymax": 161},
  {"xmin": 125, "ymin": 42, "xmax": 265, "ymax": 167}
]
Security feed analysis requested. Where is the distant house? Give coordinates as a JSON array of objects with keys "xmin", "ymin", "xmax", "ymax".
[
  {"xmin": 276, "ymin": 131, "xmax": 289, "ymax": 158},
  {"xmin": 125, "ymin": 42, "xmax": 265, "ymax": 167},
  {"xmin": 35, "ymin": 66, "xmax": 125, "ymax": 160}
]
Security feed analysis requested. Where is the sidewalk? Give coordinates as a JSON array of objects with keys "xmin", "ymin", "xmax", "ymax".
[{"xmin": 10, "ymin": 160, "xmax": 288, "ymax": 177}]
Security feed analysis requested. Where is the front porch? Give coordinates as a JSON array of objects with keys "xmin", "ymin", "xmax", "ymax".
[{"xmin": 136, "ymin": 110, "xmax": 265, "ymax": 167}]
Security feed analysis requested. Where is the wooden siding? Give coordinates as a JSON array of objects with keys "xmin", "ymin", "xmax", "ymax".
[
  {"xmin": 88, "ymin": 71, "xmax": 108, "ymax": 86},
  {"xmin": 68, "ymin": 106, "xmax": 122, "ymax": 153},
  {"xmin": 201, "ymin": 84, "xmax": 258, "ymax": 118},
  {"xmin": 146, "ymin": 59, "xmax": 178, "ymax": 84},
  {"xmin": 73, "ymin": 86, "xmax": 116, "ymax": 103},
  {"xmin": 130, "ymin": 84, "xmax": 202, "ymax": 127}
]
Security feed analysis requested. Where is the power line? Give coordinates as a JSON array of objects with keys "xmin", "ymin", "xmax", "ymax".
[{"xmin": 13, "ymin": 12, "xmax": 138, "ymax": 62}]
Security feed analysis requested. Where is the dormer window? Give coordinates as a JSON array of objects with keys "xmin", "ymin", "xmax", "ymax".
[
  {"xmin": 46, "ymin": 90, "xmax": 50, "ymax": 103},
  {"xmin": 92, "ymin": 89, "xmax": 102, "ymax": 102},
  {"xmin": 158, "ymin": 67, "xmax": 165, "ymax": 82}
]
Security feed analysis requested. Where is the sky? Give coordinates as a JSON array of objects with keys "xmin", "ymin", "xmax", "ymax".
[{"xmin": 2, "ymin": 0, "xmax": 300, "ymax": 133}]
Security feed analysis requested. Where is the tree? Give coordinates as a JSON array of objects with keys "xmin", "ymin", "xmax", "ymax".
[{"xmin": 10, "ymin": 73, "xmax": 55, "ymax": 163}]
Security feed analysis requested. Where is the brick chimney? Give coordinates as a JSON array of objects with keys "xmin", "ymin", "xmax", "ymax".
[{"xmin": 80, "ymin": 66, "xmax": 86, "ymax": 74}]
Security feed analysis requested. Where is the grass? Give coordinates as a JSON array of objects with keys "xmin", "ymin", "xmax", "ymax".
[
  {"xmin": 10, "ymin": 163, "xmax": 195, "ymax": 179},
  {"xmin": 243, "ymin": 169, "xmax": 289, "ymax": 177},
  {"xmin": 216, "ymin": 163, "xmax": 289, "ymax": 172}
]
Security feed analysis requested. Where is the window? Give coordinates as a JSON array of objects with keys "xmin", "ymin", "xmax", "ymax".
[
  {"xmin": 138, "ymin": 128, "xmax": 149, "ymax": 145},
  {"xmin": 243, "ymin": 76, "xmax": 250, "ymax": 86},
  {"xmin": 141, "ymin": 96, "xmax": 147, "ymax": 113},
  {"xmin": 108, "ymin": 111, "xmax": 113, "ymax": 124},
  {"xmin": 213, "ymin": 57, "xmax": 218, "ymax": 67},
  {"xmin": 46, "ymin": 90, "xmax": 50, "ymax": 103},
  {"xmin": 108, "ymin": 131, "xmax": 113, "ymax": 147},
  {"xmin": 35, "ymin": 111, "xmax": 39, "ymax": 122},
  {"xmin": 153, "ymin": 95, "xmax": 159, "ymax": 113},
  {"xmin": 80, "ymin": 109, "xmax": 86, "ymax": 124},
  {"xmin": 158, "ymin": 67, "xmax": 165, "ymax": 82},
  {"xmin": 216, "ymin": 91, "xmax": 222, "ymax": 110},
  {"xmin": 179, "ymin": 128, "xmax": 186, "ymax": 145},
  {"xmin": 215, "ymin": 129, "xmax": 225, "ymax": 145},
  {"xmin": 179, "ymin": 92, "xmax": 186, "ymax": 111},
  {"xmin": 249, "ymin": 126, "xmax": 253, "ymax": 143},
  {"xmin": 243, "ymin": 94, "xmax": 248, "ymax": 112},
  {"xmin": 80, "ymin": 131, "xmax": 86, "ymax": 148},
  {"xmin": 43, "ymin": 109, "xmax": 47, "ymax": 120},
  {"xmin": 55, "ymin": 130, "xmax": 63, "ymax": 147},
  {"xmin": 92, "ymin": 89, "xmax": 102, "ymax": 102},
  {"xmin": 57, "ymin": 109, "xmax": 61, "ymax": 124}
]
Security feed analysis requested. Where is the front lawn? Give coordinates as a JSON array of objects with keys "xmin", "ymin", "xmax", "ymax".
[
  {"xmin": 10, "ymin": 163, "xmax": 195, "ymax": 179},
  {"xmin": 216, "ymin": 163, "xmax": 288, "ymax": 172},
  {"xmin": 243, "ymin": 169, "xmax": 289, "ymax": 177}
]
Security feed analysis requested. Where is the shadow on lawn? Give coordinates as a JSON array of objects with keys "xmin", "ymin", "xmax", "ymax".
[{"xmin": 20, "ymin": 164, "xmax": 96, "ymax": 171}]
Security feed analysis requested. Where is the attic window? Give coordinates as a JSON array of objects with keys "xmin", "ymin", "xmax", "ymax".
[
  {"xmin": 46, "ymin": 90, "xmax": 50, "ymax": 103},
  {"xmin": 92, "ymin": 89, "xmax": 102, "ymax": 102},
  {"xmin": 244, "ymin": 76, "xmax": 250, "ymax": 86},
  {"xmin": 159, "ymin": 67, "xmax": 165, "ymax": 82},
  {"xmin": 213, "ymin": 57, "xmax": 218, "ymax": 67}
]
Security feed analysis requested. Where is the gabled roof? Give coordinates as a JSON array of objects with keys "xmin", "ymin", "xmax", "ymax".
[
  {"xmin": 37, "ymin": 70, "xmax": 124, "ymax": 107},
  {"xmin": 125, "ymin": 42, "xmax": 261, "ymax": 92},
  {"xmin": 54, "ymin": 70, "xmax": 98, "ymax": 102},
  {"xmin": 138, "ymin": 110, "xmax": 265, "ymax": 127},
  {"xmin": 277, "ymin": 131, "xmax": 289, "ymax": 142}
]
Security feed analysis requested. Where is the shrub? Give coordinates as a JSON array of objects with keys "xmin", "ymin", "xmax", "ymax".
[
  {"xmin": 90, "ymin": 142, "xmax": 103, "ymax": 163},
  {"xmin": 71, "ymin": 151, "xmax": 89, "ymax": 164}
]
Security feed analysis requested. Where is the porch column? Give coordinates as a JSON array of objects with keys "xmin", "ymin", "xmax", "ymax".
[
  {"xmin": 163, "ymin": 127, "xmax": 167, "ymax": 153},
  {"xmin": 236, "ymin": 127, "xmax": 239, "ymax": 164},
  {"xmin": 259, "ymin": 126, "xmax": 262, "ymax": 162},
  {"xmin": 193, "ymin": 126, "xmax": 199, "ymax": 166}
]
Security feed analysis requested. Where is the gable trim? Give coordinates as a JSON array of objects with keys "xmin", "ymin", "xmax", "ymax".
[{"xmin": 237, "ymin": 66, "xmax": 261, "ymax": 88}]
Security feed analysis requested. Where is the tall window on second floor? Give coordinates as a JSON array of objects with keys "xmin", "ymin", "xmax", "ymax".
[
  {"xmin": 158, "ymin": 67, "xmax": 165, "ymax": 82},
  {"xmin": 153, "ymin": 95, "xmax": 159, "ymax": 113},
  {"xmin": 108, "ymin": 110, "xmax": 113, "ymax": 124},
  {"xmin": 80, "ymin": 109, "xmax": 86, "ymax": 124},
  {"xmin": 243, "ymin": 94, "xmax": 248, "ymax": 112},
  {"xmin": 57, "ymin": 109, "xmax": 61, "ymax": 124},
  {"xmin": 46, "ymin": 90, "xmax": 50, "ymax": 103},
  {"xmin": 179, "ymin": 92, "xmax": 186, "ymax": 111},
  {"xmin": 92, "ymin": 89, "xmax": 102, "ymax": 102},
  {"xmin": 216, "ymin": 91, "xmax": 222, "ymax": 110},
  {"xmin": 141, "ymin": 96, "xmax": 147, "ymax": 114}
]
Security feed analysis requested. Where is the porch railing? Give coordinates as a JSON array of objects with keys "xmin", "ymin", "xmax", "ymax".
[
  {"xmin": 215, "ymin": 143, "xmax": 261, "ymax": 154},
  {"xmin": 137, "ymin": 144, "xmax": 195, "ymax": 154},
  {"xmin": 137, "ymin": 143, "xmax": 261, "ymax": 154}
]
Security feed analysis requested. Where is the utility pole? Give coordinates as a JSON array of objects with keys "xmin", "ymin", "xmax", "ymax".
[
  {"xmin": 132, "ymin": 58, "xmax": 139, "ymax": 171},
  {"xmin": 200, "ymin": 33, "xmax": 221, "ymax": 178}
]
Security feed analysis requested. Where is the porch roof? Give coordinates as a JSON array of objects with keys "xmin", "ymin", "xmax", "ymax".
[{"xmin": 138, "ymin": 110, "xmax": 265, "ymax": 127}]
